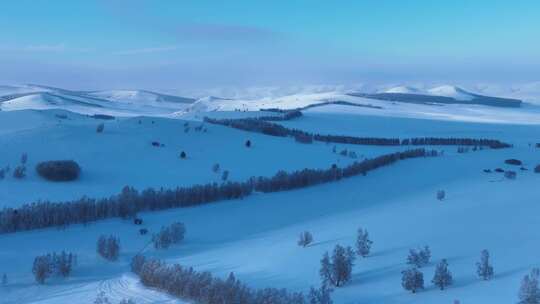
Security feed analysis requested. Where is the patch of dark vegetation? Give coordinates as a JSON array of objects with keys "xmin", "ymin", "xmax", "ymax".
[
  {"xmin": 92, "ymin": 114, "xmax": 115, "ymax": 120},
  {"xmin": 55, "ymin": 114, "xmax": 68, "ymax": 119},
  {"xmin": 0, "ymin": 149, "xmax": 437, "ymax": 233},
  {"xmin": 535, "ymin": 165, "xmax": 540, "ymax": 173},
  {"xmin": 205, "ymin": 117, "xmax": 511, "ymax": 149},
  {"xmin": 36, "ymin": 160, "xmax": 81, "ymax": 181},
  {"xmin": 495, "ymin": 168, "xmax": 505, "ymax": 173},
  {"xmin": 504, "ymin": 159, "xmax": 523, "ymax": 166}
]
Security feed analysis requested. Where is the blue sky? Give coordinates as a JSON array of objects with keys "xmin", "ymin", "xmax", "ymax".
[{"xmin": 0, "ymin": 0, "xmax": 539, "ymax": 90}]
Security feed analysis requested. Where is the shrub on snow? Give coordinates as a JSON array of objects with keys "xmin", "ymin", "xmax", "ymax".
[
  {"xmin": 36, "ymin": 160, "xmax": 81, "ymax": 181},
  {"xmin": 505, "ymin": 158, "xmax": 522, "ymax": 166}
]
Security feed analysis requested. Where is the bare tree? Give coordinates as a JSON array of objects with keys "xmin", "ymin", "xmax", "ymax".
[
  {"xmin": 320, "ymin": 245, "xmax": 356, "ymax": 287},
  {"xmin": 356, "ymin": 228, "xmax": 373, "ymax": 257},
  {"xmin": 298, "ymin": 231, "xmax": 313, "ymax": 247},
  {"xmin": 221, "ymin": 170, "xmax": 229, "ymax": 181},
  {"xmin": 476, "ymin": 249, "xmax": 494, "ymax": 280},
  {"xmin": 97, "ymin": 235, "xmax": 120, "ymax": 261},
  {"xmin": 519, "ymin": 269, "xmax": 540, "ymax": 304},
  {"xmin": 32, "ymin": 255, "xmax": 52, "ymax": 284},
  {"xmin": 21, "ymin": 153, "xmax": 28, "ymax": 164},
  {"xmin": 432, "ymin": 259, "xmax": 453, "ymax": 290},
  {"xmin": 402, "ymin": 267, "xmax": 424, "ymax": 293},
  {"xmin": 407, "ymin": 246, "xmax": 431, "ymax": 268}
]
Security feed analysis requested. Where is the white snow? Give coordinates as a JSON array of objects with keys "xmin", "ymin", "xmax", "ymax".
[
  {"xmin": 427, "ymin": 85, "xmax": 476, "ymax": 101},
  {"xmin": 2, "ymin": 83, "xmax": 540, "ymax": 304},
  {"xmin": 383, "ymin": 86, "xmax": 425, "ymax": 94}
]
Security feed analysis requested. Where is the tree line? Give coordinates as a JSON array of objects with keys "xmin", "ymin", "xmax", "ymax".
[
  {"xmin": 257, "ymin": 109, "xmax": 303, "ymax": 121},
  {"xmin": 0, "ymin": 149, "xmax": 436, "ymax": 234},
  {"xmin": 203, "ymin": 117, "xmax": 511, "ymax": 149},
  {"xmin": 130, "ymin": 255, "xmax": 333, "ymax": 304}
]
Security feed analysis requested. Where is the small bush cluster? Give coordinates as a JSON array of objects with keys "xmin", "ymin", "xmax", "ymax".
[{"xmin": 36, "ymin": 160, "xmax": 81, "ymax": 181}]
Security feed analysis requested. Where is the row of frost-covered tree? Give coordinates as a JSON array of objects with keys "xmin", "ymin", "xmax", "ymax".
[
  {"xmin": 130, "ymin": 255, "xmax": 333, "ymax": 304},
  {"xmin": 203, "ymin": 117, "xmax": 511, "ymax": 148},
  {"xmin": 0, "ymin": 149, "xmax": 436, "ymax": 234}
]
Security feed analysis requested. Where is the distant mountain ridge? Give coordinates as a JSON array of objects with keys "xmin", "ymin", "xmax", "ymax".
[{"xmin": 353, "ymin": 85, "xmax": 522, "ymax": 108}]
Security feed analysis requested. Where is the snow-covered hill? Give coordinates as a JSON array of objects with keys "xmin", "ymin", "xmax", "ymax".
[
  {"xmin": 2, "ymin": 83, "xmax": 540, "ymax": 304},
  {"xmin": 0, "ymin": 85, "xmax": 195, "ymax": 116},
  {"xmin": 427, "ymin": 85, "xmax": 475, "ymax": 101},
  {"xmin": 85, "ymin": 89, "xmax": 195, "ymax": 105}
]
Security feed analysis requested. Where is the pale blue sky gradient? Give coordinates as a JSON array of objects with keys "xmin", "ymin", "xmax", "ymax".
[{"xmin": 0, "ymin": 0, "xmax": 538, "ymax": 90}]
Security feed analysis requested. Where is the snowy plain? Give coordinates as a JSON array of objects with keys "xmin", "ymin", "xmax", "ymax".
[{"xmin": 1, "ymin": 84, "xmax": 540, "ymax": 304}]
